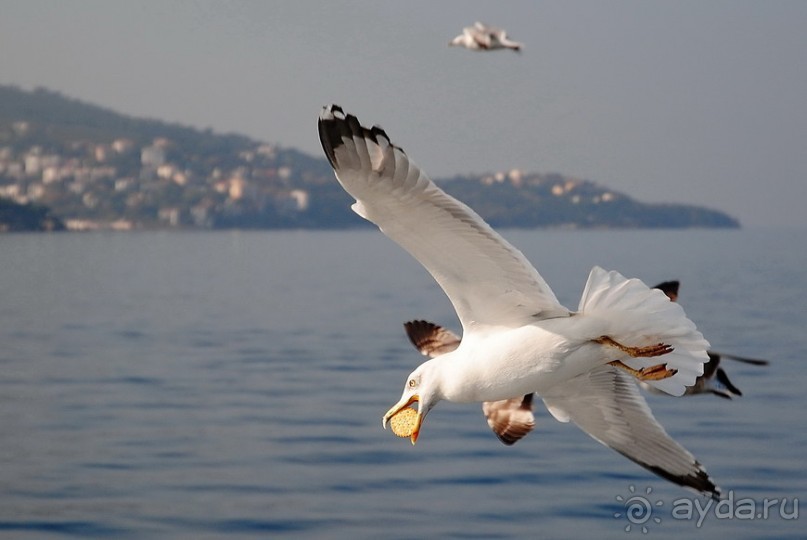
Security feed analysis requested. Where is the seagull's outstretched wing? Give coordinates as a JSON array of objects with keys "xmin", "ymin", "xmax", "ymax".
[
  {"xmin": 482, "ymin": 394, "xmax": 536, "ymax": 445},
  {"xmin": 404, "ymin": 320, "xmax": 461, "ymax": 357},
  {"xmin": 542, "ymin": 365, "xmax": 720, "ymax": 499},
  {"xmin": 319, "ymin": 105, "xmax": 569, "ymax": 330},
  {"xmin": 404, "ymin": 319, "xmax": 536, "ymax": 445},
  {"xmin": 711, "ymin": 350, "xmax": 769, "ymax": 366}
]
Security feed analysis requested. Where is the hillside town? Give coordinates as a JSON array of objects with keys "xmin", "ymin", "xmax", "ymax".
[{"xmin": 0, "ymin": 119, "xmax": 317, "ymax": 230}]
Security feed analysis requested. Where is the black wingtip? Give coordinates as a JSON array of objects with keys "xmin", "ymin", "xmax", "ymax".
[
  {"xmin": 616, "ymin": 446, "xmax": 721, "ymax": 500},
  {"xmin": 317, "ymin": 105, "xmax": 399, "ymax": 171},
  {"xmin": 644, "ymin": 461, "xmax": 722, "ymax": 501},
  {"xmin": 318, "ymin": 104, "xmax": 346, "ymax": 169}
]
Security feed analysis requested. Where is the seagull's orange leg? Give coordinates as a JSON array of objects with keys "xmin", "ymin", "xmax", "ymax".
[
  {"xmin": 607, "ymin": 360, "xmax": 678, "ymax": 381},
  {"xmin": 594, "ymin": 335, "xmax": 678, "ymax": 381},
  {"xmin": 595, "ymin": 335, "xmax": 673, "ymax": 358}
]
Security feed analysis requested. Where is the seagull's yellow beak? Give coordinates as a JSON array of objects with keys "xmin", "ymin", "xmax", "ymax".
[{"xmin": 382, "ymin": 394, "xmax": 422, "ymax": 445}]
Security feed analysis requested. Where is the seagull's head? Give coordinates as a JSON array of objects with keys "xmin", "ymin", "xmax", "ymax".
[{"xmin": 382, "ymin": 361, "xmax": 444, "ymax": 445}]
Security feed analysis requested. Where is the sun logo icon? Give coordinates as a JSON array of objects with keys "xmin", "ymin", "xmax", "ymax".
[{"xmin": 613, "ymin": 485, "xmax": 663, "ymax": 533}]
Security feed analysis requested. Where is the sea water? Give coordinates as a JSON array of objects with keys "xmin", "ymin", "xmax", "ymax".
[{"xmin": 1, "ymin": 228, "xmax": 804, "ymax": 539}]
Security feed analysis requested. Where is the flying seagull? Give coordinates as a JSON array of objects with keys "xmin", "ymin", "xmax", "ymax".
[
  {"xmin": 449, "ymin": 22, "xmax": 523, "ymax": 52},
  {"xmin": 647, "ymin": 281, "xmax": 770, "ymax": 399},
  {"xmin": 318, "ymin": 104, "xmax": 719, "ymax": 498}
]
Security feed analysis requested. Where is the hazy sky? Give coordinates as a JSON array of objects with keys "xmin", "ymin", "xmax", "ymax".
[{"xmin": 2, "ymin": 1, "xmax": 806, "ymax": 227}]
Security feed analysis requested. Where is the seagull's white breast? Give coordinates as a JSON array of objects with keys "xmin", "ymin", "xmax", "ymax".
[{"xmin": 444, "ymin": 322, "xmax": 600, "ymax": 402}]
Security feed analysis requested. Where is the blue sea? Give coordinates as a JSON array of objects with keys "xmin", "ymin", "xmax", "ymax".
[{"xmin": 1, "ymin": 228, "xmax": 805, "ymax": 539}]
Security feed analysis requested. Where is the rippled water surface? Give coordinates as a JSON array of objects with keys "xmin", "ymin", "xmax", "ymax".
[{"xmin": 1, "ymin": 229, "xmax": 805, "ymax": 538}]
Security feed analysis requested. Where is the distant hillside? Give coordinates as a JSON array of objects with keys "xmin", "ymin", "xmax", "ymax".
[
  {"xmin": 438, "ymin": 172, "xmax": 738, "ymax": 229},
  {"xmin": 0, "ymin": 85, "xmax": 739, "ymax": 230},
  {"xmin": 0, "ymin": 85, "xmax": 253, "ymax": 152}
]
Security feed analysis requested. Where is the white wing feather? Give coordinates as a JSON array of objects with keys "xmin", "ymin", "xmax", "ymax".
[
  {"xmin": 319, "ymin": 105, "xmax": 569, "ymax": 331},
  {"xmin": 542, "ymin": 365, "xmax": 720, "ymax": 498}
]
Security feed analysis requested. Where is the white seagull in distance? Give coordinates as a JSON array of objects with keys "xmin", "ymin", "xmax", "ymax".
[
  {"xmin": 449, "ymin": 22, "xmax": 523, "ymax": 52},
  {"xmin": 318, "ymin": 104, "xmax": 720, "ymax": 498}
]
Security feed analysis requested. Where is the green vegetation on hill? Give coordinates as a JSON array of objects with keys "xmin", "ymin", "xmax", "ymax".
[{"xmin": 0, "ymin": 85, "xmax": 739, "ymax": 231}]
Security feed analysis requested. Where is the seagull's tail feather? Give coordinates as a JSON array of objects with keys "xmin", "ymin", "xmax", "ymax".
[{"xmin": 578, "ymin": 266, "xmax": 710, "ymax": 396}]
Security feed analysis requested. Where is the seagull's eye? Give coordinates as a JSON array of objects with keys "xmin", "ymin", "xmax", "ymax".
[{"xmin": 408, "ymin": 379, "xmax": 417, "ymax": 388}]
